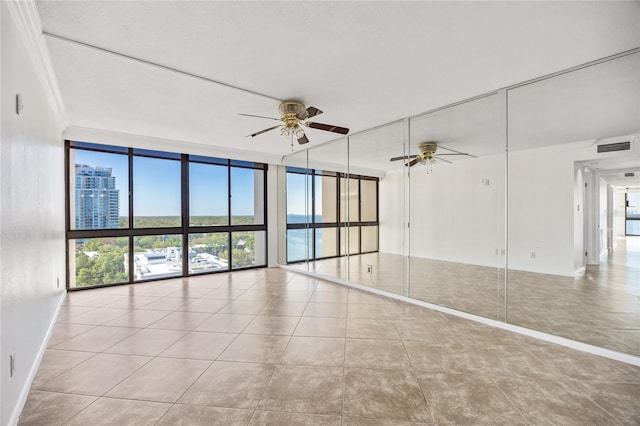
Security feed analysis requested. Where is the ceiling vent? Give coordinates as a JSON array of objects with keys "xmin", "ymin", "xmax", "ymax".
[
  {"xmin": 597, "ymin": 141, "xmax": 630, "ymax": 153},
  {"xmin": 624, "ymin": 172, "xmax": 635, "ymax": 177}
]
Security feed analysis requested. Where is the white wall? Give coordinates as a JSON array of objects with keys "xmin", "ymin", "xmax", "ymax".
[
  {"xmin": 1, "ymin": 4, "xmax": 66, "ymax": 424},
  {"xmin": 408, "ymin": 155, "xmax": 505, "ymax": 267},
  {"xmin": 379, "ymin": 139, "xmax": 636, "ymax": 277},
  {"xmin": 378, "ymin": 169, "xmax": 406, "ymax": 255},
  {"xmin": 506, "ymin": 147, "xmax": 577, "ymax": 275},
  {"xmin": 572, "ymin": 164, "xmax": 586, "ymax": 273},
  {"xmin": 380, "ymin": 153, "xmax": 506, "ymax": 267},
  {"xmin": 599, "ymin": 177, "xmax": 609, "ymax": 257},
  {"xmin": 614, "ymin": 189, "xmax": 627, "ymax": 238}
]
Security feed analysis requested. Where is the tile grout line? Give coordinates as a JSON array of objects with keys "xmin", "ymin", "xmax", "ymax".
[{"xmin": 392, "ymin": 314, "xmax": 436, "ymax": 425}]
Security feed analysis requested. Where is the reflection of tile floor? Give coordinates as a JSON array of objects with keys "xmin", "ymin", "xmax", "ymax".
[
  {"xmin": 20, "ymin": 268, "xmax": 640, "ymax": 425},
  {"xmin": 296, "ymin": 236, "xmax": 640, "ymax": 356}
]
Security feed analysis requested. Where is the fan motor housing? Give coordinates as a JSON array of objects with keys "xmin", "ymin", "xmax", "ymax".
[
  {"xmin": 419, "ymin": 141, "xmax": 438, "ymax": 155},
  {"xmin": 279, "ymin": 101, "xmax": 307, "ymax": 120}
]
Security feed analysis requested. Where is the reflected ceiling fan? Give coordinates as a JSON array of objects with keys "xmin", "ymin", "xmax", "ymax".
[
  {"xmin": 390, "ymin": 142, "xmax": 476, "ymax": 170},
  {"xmin": 240, "ymin": 100, "xmax": 349, "ymax": 147}
]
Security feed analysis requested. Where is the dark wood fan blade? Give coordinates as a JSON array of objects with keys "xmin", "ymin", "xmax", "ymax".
[
  {"xmin": 390, "ymin": 155, "xmax": 418, "ymax": 161},
  {"xmin": 239, "ymin": 113, "xmax": 281, "ymax": 122},
  {"xmin": 306, "ymin": 106, "xmax": 323, "ymax": 118},
  {"xmin": 247, "ymin": 125, "xmax": 280, "ymax": 138},
  {"xmin": 408, "ymin": 158, "xmax": 420, "ymax": 167},
  {"xmin": 306, "ymin": 122, "xmax": 349, "ymax": 134},
  {"xmin": 297, "ymin": 133, "xmax": 310, "ymax": 145}
]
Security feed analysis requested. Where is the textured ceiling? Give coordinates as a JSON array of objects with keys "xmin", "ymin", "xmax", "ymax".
[{"xmin": 36, "ymin": 1, "xmax": 640, "ymax": 164}]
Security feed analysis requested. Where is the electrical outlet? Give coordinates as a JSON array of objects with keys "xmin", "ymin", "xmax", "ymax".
[
  {"xmin": 531, "ymin": 251, "xmax": 536, "ymax": 259},
  {"xmin": 10, "ymin": 352, "xmax": 16, "ymax": 377},
  {"xmin": 57, "ymin": 277, "xmax": 60, "ymax": 288},
  {"xmin": 366, "ymin": 264, "xmax": 373, "ymax": 274}
]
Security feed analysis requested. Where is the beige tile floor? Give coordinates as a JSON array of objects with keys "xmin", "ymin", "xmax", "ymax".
[
  {"xmin": 296, "ymin": 236, "xmax": 640, "ymax": 356},
  {"xmin": 20, "ymin": 267, "xmax": 640, "ymax": 425}
]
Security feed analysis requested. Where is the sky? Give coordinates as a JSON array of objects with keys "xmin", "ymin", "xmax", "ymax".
[{"xmin": 74, "ymin": 149, "xmax": 258, "ymax": 217}]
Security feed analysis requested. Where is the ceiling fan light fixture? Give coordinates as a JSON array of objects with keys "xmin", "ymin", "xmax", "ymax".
[
  {"xmin": 242, "ymin": 100, "xmax": 348, "ymax": 145},
  {"xmin": 294, "ymin": 124, "xmax": 305, "ymax": 139}
]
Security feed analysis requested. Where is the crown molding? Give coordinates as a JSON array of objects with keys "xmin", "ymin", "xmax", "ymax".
[{"xmin": 6, "ymin": 0, "xmax": 68, "ymax": 128}]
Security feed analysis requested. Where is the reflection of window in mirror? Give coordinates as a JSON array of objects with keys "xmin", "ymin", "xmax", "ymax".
[
  {"xmin": 360, "ymin": 179, "xmax": 378, "ymax": 222},
  {"xmin": 339, "ymin": 177, "xmax": 359, "ymax": 223},
  {"xmin": 315, "ymin": 174, "xmax": 337, "ymax": 223},
  {"xmin": 340, "ymin": 226, "xmax": 359, "ymax": 255},
  {"xmin": 286, "ymin": 171, "xmax": 312, "ymax": 224},
  {"xmin": 285, "ymin": 169, "xmax": 379, "ymax": 263},
  {"xmin": 316, "ymin": 227, "xmax": 338, "ymax": 258}
]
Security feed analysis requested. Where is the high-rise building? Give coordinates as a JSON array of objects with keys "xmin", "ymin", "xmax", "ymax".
[{"xmin": 75, "ymin": 164, "xmax": 120, "ymax": 229}]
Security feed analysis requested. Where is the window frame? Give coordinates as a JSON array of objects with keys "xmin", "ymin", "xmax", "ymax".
[
  {"xmin": 285, "ymin": 167, "xmax": 379, "ymax": 263},
  {"xmin": 65, "ymin": 140, "xmax": 268, "ymax": 290},
  {"xmin": 625, "ymin": 190, "xmax": 640, "ymax": 236}
]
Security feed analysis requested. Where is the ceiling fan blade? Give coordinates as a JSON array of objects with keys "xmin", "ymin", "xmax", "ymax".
[
  {"xmin": 408, "ymin": 158, "xmax": 420, "ymax": 167},
  {"xmin": 306, "ymin": 106, "xmax": 323, "ymax": 119},
  {"xmin": 297, "ymin": 133, "xmax": 310, "ymax": 145},
  {"xmin": 239, "ymin": 113, "xmax": 281, "ymax": 122},
  {"xmin": 246, "ymin": 125, "xmax": 280, "ymax": 138},
  {"xmin": 390, "ymin": 155, "xmax": 418, "ymax": 162},
  {"xmin": 306, "ymin": 122, "xmax": 349, "ymax": 135},
  {"xmin": 436, "ymin": 153, "xmax": 468, "ymax": 156},
  {"xmin": 437, "ymin": 146, "xmax": 477, "ymax": 158},
  {"xmin": 435, "ymin": 157, "xmax": 452, "ymax": 164}
]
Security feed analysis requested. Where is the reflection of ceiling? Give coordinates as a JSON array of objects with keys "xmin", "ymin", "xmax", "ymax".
[
  {"xmin": 30, "ymin": 1, "xmax": 640, "ymax": 162},
  {"xmin": 408, "ymin": 95, "xmax": 504, "ymax": 158},
  {"xmin": 296, "ymin": 52, "xmax": 640, "ymax": 174},
  {"xmin": 602, "ymin": 171, "xmax": 640, "ymax": 189},
  {"xmin": 507, "ymin": 53, "xmax": 640, "ymax": 151},
  {"xmin": 582, "ymin": 157, "xmax": 640, "ymax": 189},
  {"xmin": 582, "ymin": 155, "xmax": 640, "ymax": 173}
]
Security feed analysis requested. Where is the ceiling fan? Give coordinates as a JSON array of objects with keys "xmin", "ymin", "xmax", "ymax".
[
  {"xmin": 240, "ymin": 100, "xmax": 349, "ymax": 146},
  {"xmin": 390, "ymin": 142, "xmax": 476, "ymax": 168}
]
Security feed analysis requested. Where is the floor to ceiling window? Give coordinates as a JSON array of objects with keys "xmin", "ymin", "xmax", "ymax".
[
  {"xmin": 285, "ymin": 167, "xmax": 378, "ymax": 263},
  {"xmin": 66, "ymin": 141, "xmax": 267, "ymax": 289},
  {"xmin": 626, "ymin": 189, "xmax": 640, "ymax": 236}
]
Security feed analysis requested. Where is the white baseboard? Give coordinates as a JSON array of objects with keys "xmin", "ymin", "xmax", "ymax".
[
  {"xmin": 9, "ymin": 291, "xmax": 66, "ymax": 426},
  {"xmin": 279, "ymin": 265, "xmax": 640, "ymax": 367}
]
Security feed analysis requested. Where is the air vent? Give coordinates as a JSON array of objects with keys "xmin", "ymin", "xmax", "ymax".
[
  {"xmin": 597, "ymin": 141, "xmax": 630, "ymax": 153},
  {"xmin": 625, "ymin": 172, "xmax": 635, "ymax": 177}
]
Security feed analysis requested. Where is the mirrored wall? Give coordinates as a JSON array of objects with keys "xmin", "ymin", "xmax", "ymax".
[{"xmin": 280, "ymin": 50, "xmax": 640, "ymax": 357}]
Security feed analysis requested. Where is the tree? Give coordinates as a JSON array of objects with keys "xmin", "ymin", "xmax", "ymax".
[
  {"xmin": 232, "ymin": 249, "xmax": 254, "ymax": 267},
  {"xmin": 75, "ymin": 245, "xmax": 127, "ymax": 287}
]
